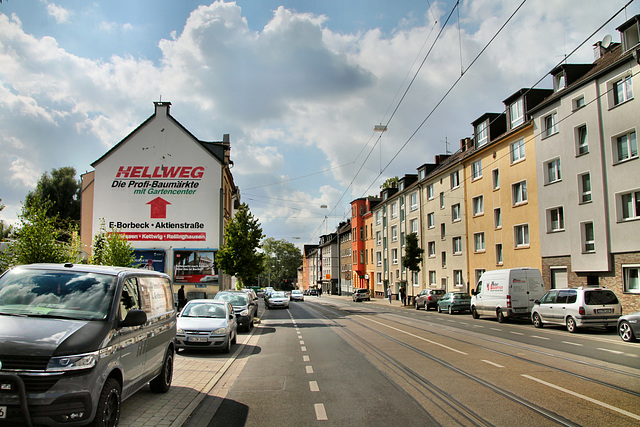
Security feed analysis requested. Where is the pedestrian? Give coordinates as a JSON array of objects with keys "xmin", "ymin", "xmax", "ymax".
[
  {"xmin": 387, "ymin": 286, "xmax": 392, "ymax": 304},
  {"xmin": 178, "ymin": 285, "xmax": 186, "ymax": 310},
  {"xmin": 318, "ymin": 287, "xmax": 322, "ymax": 297},
  {"xmin": 399, "ymin": 286, "xmax": 405, "ymax": 306}
]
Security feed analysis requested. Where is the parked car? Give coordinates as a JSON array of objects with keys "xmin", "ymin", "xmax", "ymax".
[
  {"xmin": 352, "ymin": 288, "xmax": 371, "ymax": 302},
  {"xmin": 415, "ymin": 289, "xmax": 446, "ymax": 310},
  {"xmin": 290, "ymin": 289, "xmax": 304, "ymax": 301},
  {"xmin": 0, "ymin": 263, "xmax": 176, "ymax": 426},
  {"xmin": 265, "ymin": 291, "xmax": 290, "ymax": 309},
  {"xmin": 531, "ymin": 287, "xmax": 622, "ymax": 333},
  {"xmin": 617, "ymin": 311, "xmax": 640, "ymax": 342},
  {"xmin": 214, "ymin": 291, "xmax": 257, "ymax": 332},
  {"xmin": 241, "ymin": 288, "xmax": 259, "ymax": 302},
  {"xmin": 437, "ymin": 292, "xmax": 471, "ymax": 314},
  {"xmin": 309, "ymin": 288, "xmax": 318, "ymax": 296},
  {"xmin": 175, "ymin": 300, "xmax": 237, "ymax": 353}
]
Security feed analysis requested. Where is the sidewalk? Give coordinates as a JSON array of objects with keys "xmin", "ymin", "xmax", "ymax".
[{"xmin": 320, "ymin": 292, "xmax": 416, "ymax": 309}]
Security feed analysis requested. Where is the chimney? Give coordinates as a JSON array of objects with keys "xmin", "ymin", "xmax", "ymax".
[
  {"xmin": 153, "ymin": 101, "xmax": 171, "ymax": 115},
  {"xmin": 222, "ymin": 134, "xmax": 231, "ymax": 165},
  {"xmin": 593, "ymin": 41, "xmax": 606, "ymax": 61}
]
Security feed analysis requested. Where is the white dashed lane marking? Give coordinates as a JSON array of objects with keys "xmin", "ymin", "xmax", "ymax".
[
  {"xmin": 309, "ymin": 381, "xmax": 320, "ymax": 392},
  {"xmin": 314, "ymin": 403, "xmax": 328, "ymax": 421}
]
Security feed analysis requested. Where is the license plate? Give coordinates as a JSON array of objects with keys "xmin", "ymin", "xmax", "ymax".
[
  {"xmin": 187, "ymin": 336, "xmax": 208, "ymax": 342},
  {"xmin": 597, "ymin": 308, "xmax": 613, "ymax": 313},
  {"xmin": 0, "ymin": 406, "xmax": 6, "ymax": 419}
]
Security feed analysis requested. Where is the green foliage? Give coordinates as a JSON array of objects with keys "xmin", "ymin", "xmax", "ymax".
[
  {"xmin": 89, "ymin": 219, "xmax": 136, "ymax": 267},
  {"xmin": 0, "ymin": 199, "xmax": 13, "ymax": 241},
  {"xmin": 0, "ymin": 196, "xmax": 82, "ymax": 271},
  {"xmin": 216, "ymin": 204, "xmax": 265, "ymax": 287},
  {"xmin": 380, "ymin": 176, "xmax": 399, "ymax": 190},
  {"xmin": 25, "ymin": 167, "xmax": 81, "ymax": 242},
  {"xmin": 402, "ymin": 232, "xmax": 424, "ymax": 275},
  {"xmin": 262, "ymin": 237, "xmax": 302, "ymax": 291}
]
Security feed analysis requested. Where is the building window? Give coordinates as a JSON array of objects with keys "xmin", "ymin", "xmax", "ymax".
[
  {"xmin": 377, "ymin": 272, "xmax": 382, "ymax": 285},
  {"xmin": 376, "ymin": 231, "xmax": 382, "ymax": 246},
  {"xmin": 554, "ymin": 72, "xmax": 566, "ymax": 91},
  {"xmin": 391, "ymin": 225, "xmax": 398, "ymax": 242},
  {"xmin": 410, "ymin": 192, "xmax": 418, "ymax": 210},
  {"xmin": 441, "ymin": 251, "xmax": 447, "ymax": 268},
  {"xmin": 492, "ymin": 169, "xmax": 500, "ymax": 190},
  {"xmin": 579, "ymin": 173, "xmax": 592, "ymax": 204},
  {"xmin": 623, "ymin": 265, "xmax": 640, "ymax": 293},
  {"xmin": 474, "ymin": 233, "xmax": 485, "ymax": 252},
  {"xmin": 475, "ymin": 120, "xmax": 488, "ymax": 147},
  {"xmin": 509, "ymin": 98, "xmax": 524, "ymax": 128},
  {"xmin": 453, "ymin": 236, "xmax": 462, "ymax": 254},
  {"xmin": 451, "ymin": 203, "xmax": 461, "ymax": 222},
  {"xmin": 514, "ymin": 224, "xmax": 530, "ymax": 248},
  {"xmin": 494, "ymin": 208, "xmax": 502, "ymax": 229},
  {"xmin": 545, "ymin": 159, "xmax": 562, "ymax": 184},
  {"xmin": 471, "ymin": 160, "xmax": 483, "ymax": 180},
  {"xmin": 440, "ymin": 223, "xmax": 446, "ymax": 240},
  {"xmin": 376, "ymin": 252, "xmax": 382, "ymax": 266},
  {"xmin": 510, "ymin": 139, "xmax": 525, "ymax": 163},
  {"xmin": 613, "ymin": 75, "xmax": 633, "ymax": 106},
  {"xmin": 439, "ymin": 192, "xmax": 445, "ymax": 209},
  {"xmin": 512, "ymin": 181, "xmax": 528, "ymax": 206},
  {"xmin": 454, "ymin": 270, "xmax": 463, "ymax": 287},
  {"xmin": 614, "ymin": 131, "xmax": 638, "ymax": 163},
  {"xmin": 547, "ymin": 207, "xmax": 565, "ymax": 232},
  {"xmin": 472, "ymin": 195, "xmax": 484, "ymax": 216},
  {"xmin": 392, "ymin": 248, "xmax": 398, "ymax": 265},
  {"xmin": 573, "ymin": 95, "xmax": 585, "ymax": 110},
  {"xmin": 360, "ymin": 250, "xmax": 365, "ymax": 264},
  {"xmin": 543, "ymin": 112, "xmax": 558, "ymax": 138},
  {"xmin": 427, "ymin": 212, "xmax": 435, "ymax": 229},
  {"xmin": 620, "ymin": 190, "xmax": 640, "ymax": 221},
  {"xmin": 450, "ymin": 171, "xmax": 460, "ymax": 189},
  {"xmin": 428, "ymin": 241, "xmax": 436, "ymax": 258},
  {"xmin": 582, "ymin": 222, "xmax": 595, "ymax": 253},
  {"xmin": 412, "ymin": 270, "xmax": 419, "ymax": 286},
  {"xmin": 410, "ymin": 219, "xmax": 418, "ymax": 233},
  {"xmin": 427, "ymin": 184, "xmax": 434, "ymax": 200},
  {"xmin": 429, "ymin": 271, "xmax": 437, "ymax": 286},
  {"xmin": 495, "ymin": 243, "xmax": 503, "ymax": 265},
  {"xmin": 391, "ymin": 202, "xmax": 398, "ymax": 219},
  {"xmin": 376, "ymin": 211, "xmax": 381, "ymax": 225},
  {"xmin": 576, "ymin": 125, "xmax": 588, "ymax": 155}
]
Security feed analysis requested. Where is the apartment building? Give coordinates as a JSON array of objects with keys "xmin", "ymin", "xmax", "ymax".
[
  {"xmin": 318, "ymin": 232, "xmax": 339, "ymax": 294},
  {"xmin": 338, "ymin": 220, "xmax": 352, "ymax": 295},
  {"xmin": 350, "ymin": 197, "xmax": 380, "ymax": 294},
  {"xmin": 531, "ymin": 16, "xmax": 640, "ymax": 311}
]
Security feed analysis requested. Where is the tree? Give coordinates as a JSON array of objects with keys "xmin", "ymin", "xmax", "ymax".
[
  {"xmin": 25, "ymin": 167, "xmax": 81, "ymax": 241},
  {"xmin": 0, "ymin": 199, "xmax": 13, "ymax": 241},
  {"xmin": 216, "ymin": 203, "xmax": 265, "ymax": 288},
  {"xmin": 0, "ymin": 196, "xmax": 81, "ymax": 271},
  {"xmin": 262, "ymin": 238, "xmax": 303, "ymax": 291},
  {"xmin": 89, "ymin": 219, "xmax": 137, "ymax": 267},
  {"xmin": 380, "ymin": 176, "xmax": 399, "ymax": 190},
  {"xmin": 402, "ymin": 232, "xmax": 424, "ymax": 301}
]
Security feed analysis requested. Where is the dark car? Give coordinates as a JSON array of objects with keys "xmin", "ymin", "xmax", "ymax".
[
  {"xmin": 414, "ymin": 289, "xmax": 446, "ymax": 310},
  {"xmin": 214, "ymin": 291, "xmax": 257, "ymax": 332},
  {"xmin": 437, "ymin": 292, "xmax": 471, "ymax": 314},
  {"xmin": 618, "ymin": 311, "xmax": 640, "ymax": 342}
]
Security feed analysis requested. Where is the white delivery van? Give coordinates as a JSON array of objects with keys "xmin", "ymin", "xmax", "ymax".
[{"xmin": 470, "ymin": 268, "xmax": 546, "ymax": 323}]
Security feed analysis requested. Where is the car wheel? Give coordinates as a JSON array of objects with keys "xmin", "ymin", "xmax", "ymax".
[
  {"xmin": 91, "ymin": 378, "xmax": 121, "ymax": 427},
  {"xmin": 566, "ymin": 316, "xmax": 578, "ymax": 333},
  {"xmin": 231, "ymin": 331, "xmax": 237, "ymax": 345},
  {"xmin": 149, "ymin": 348, "xmax": 173, "ymax": 393},
  {"xmin": 471, "ymin": 306, "xmax": 479, "ymax": 319},
  {"xmin": 448, "ymin": 306, "xmax": 453, "ymax": 315},
  {"xmin": 222, "ymin": 334, "xmax": 232, "ymax": 353},
  {"xmin": 437, "ymin": 305, "xmax": 442, "ymax": 313},
  {"xmin": 532, "ymin": 313, "xmax": 543, "ymax": 328},
  {"xmin": 415, "ymin": 301, "xmax": 419, "ymax": 310},
  {"xmin": 496, "ymin": 309, "xmax": 505, "ymax": 323},
  {"xmin": 618, "ymin": 321, "xmax": 636, "ymax": 342}
]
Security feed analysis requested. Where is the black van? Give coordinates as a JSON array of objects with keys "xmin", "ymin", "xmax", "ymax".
[{"xmin": 0, "ymin": 263, "xmax": 177, "ymax": 426}]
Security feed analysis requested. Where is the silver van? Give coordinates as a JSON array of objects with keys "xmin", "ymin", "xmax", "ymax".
[{"xmin": 0, "ymin": 263, "xmax": 176, "ymax": 426}]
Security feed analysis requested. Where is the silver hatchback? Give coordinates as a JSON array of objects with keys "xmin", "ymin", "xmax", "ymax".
[{"xmin": 531, "ymin": 287, "xmax": 621, "ymax": 333}]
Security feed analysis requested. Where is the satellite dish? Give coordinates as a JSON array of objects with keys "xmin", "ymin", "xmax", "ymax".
[{"xmin": 602, "ymin": 34, "xmax": 612, "ymax": 49}]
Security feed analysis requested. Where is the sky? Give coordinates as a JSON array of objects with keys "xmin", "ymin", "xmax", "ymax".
[{"xmin": 1, "ymin": 0, "xmax": 639, "ymax": 247}]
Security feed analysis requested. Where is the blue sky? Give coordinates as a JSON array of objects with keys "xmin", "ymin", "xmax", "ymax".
[{"xmin": 1, "ymin": 0, "xmax": 638, "ymax": 246}]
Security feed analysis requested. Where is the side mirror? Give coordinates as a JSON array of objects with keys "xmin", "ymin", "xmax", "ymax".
[
  {"xmin": 120, "ymin": 309, "xmax": 147, "ymax": 328},
  {"xmin": 533, "ymin": 299, "xmax": 541, "ymax": 305}
]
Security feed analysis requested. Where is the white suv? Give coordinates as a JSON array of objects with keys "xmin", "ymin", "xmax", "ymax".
[
  {"xmin": 352, "ymin": 288, "xmax": 371, "ymax": 302},
  {"xmin": 531, "ymin": 287, "xmax": 621, "ymax": 333}
]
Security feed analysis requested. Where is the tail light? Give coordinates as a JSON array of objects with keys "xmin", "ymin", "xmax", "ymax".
[
  {"xmin": 506, "ymin": 295, "xmax": 511, "ymax": 308},
  {"xmin": 428, "ymin": 295, "xmax": 432, "ymax": 301},
  {"xmin": 579, "ymin": 306, "xmax": 585, "ymax": 315}
]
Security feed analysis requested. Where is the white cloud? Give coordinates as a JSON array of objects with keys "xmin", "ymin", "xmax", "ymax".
[{"xmin": 46, "ymin": 2, "xmax": 72, "ymax": 24}]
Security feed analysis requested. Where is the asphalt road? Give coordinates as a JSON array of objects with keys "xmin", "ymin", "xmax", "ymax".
[{"xmin": 194, "ymin": 296, "xmax": 640, "ymax": 426}]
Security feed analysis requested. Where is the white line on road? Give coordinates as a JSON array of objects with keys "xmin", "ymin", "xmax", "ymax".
[
  {"xmin": 363, "ymin": 318, "xmax": 468, "ymax": 355},
  {"xmin": 309, "ymin": 381, "xmax": 320, "ymax": 392},
  {"xmin": 490, "ymin": 328, "xmax": 502, "ymax": 331},
  {"xmin": 561, "ymin": 341, "xmax": 583, "ymax": 346},
  {"xmin": 459, "ymin": 322, "xmax": 469, "ymax": 325},
  {"xmin": 298, "ymin": 335, "xmax": 303, "ymax": 339},
  {"xmin": 597, "ymin": 348, "xmax": 623, "ymax": 354},
  {"xmin": 300, "ymin": 341, "xmax": 305, "ymax": 345},
  {"xmin": 314, "ymin": 403, "xmax": 328, "ymax": 421},
  {"xmin": 482, "ymin": 360, "xmax": 504, "ymax": 368},
  {"xmin": 522, "ymin": 375, "xmax": 640, "ymax": 422},
  {"xmin": 301, "ymin": 346, "xmax": 307, "ymax": 352},
  {"xmin": 303, "ymin": 355, "xmax": 310, "ymax": 362},
  {"xmin": 306, "ymin": 366, "xmax": 314, "ymax": 374},
  {"xmin": 531, "ymin": 335, "xmax": 550, "ymax": 340},
  {"xmin": 510, "ymin": 332, "xmax": 524, "ymax": 336}
]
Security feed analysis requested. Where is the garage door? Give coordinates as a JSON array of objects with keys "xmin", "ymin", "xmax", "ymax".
[{"xmin": 551, "ymin": 267, "xmax": 568, "ymax": 289}]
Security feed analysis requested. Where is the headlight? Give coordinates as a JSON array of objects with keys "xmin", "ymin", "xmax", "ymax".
[
  {"xmin": 239, "ymin": 309, "xmax": 249, "ymax": 316},
  {"xmin": 177, "ymin": 328, "xmax": 184, "ymax": 334},
  {"xmin": 47, "ymin": 352, "xmax": 98, "ymax": 372},
  {"xmin": 213, "ymin": 328, "xmax": 227, "ymax": 334}
]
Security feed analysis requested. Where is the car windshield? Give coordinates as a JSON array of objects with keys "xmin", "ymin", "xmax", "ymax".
[
  {"xmin": 292, "ymin": 290, "xmax": 302, "ymax": 294},
  {"xmin": 0, "ymin": 268, "xmax": 117, "ymax": 320},
  {"xmin": 214, "ymin": 292, "xmax": 248, "ymax": 306},
  {"xmin": 453, "ymin": 293, "xmax": 470, "ymax": 299},
  {"xmin": 182, "ymin": 303, "xmax": 226, "ymax": 318},
  {"xmin": 271, "ymin": 292, "xmax": 286, "ymax": 298},
  {"xmin": 584, "ymin": 290, "xmax": 618, "ymax": 305}
]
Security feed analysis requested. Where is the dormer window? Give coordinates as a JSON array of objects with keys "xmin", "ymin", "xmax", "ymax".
[
  {"xmin": 475, "ymin": 120, "xmax": 488, "ymax": 147},
  {"xmin": 619, "ymin": 17, "xmax": 640, "ymax": 52},
  {"xmin": 554, "ymin": 72, "xmax": 566, "ymax": 92},
  {"xmin": 509, "ymin": 98, "xmax": 524, "ymax": 128}
]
